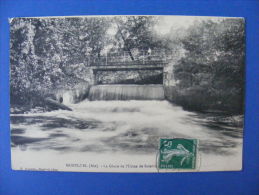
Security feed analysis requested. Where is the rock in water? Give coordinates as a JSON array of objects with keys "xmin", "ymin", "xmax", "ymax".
[{"xmin": 44, "ymin": 98, "xmax": 73, "ymax": 111}]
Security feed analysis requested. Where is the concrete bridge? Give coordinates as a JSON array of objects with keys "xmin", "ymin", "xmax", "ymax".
[
  {"xmin": 83, "ymin": 50, "xmax": 172, "ymax": 85},
  {"xmin": 92, "ymin": 64, "xmax": 167, "ymax": 85}
]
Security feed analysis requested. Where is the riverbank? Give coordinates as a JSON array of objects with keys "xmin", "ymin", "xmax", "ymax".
[{"xmin": 164, "ymin": 86, "xmax": 244, "ymax": 115}]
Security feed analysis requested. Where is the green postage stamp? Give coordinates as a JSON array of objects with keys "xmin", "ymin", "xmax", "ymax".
[{"xmin": 159, "ymin": 138, "xmax": 198, "ymax": 169}]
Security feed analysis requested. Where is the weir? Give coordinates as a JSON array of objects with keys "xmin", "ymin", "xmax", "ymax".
[{"xmin": 89, "ymin": 85, "xmax": 165, "ymax": 101}]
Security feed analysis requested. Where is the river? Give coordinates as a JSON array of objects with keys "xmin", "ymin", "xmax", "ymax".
[{"xmin": 11, "ymin": 100, "xmax": 243, "ymax": 172}]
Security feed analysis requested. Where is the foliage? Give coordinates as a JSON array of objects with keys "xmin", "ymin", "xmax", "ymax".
[
  {"xmin": 10, "ymin": 17, "xmax": 110, "ymax": 103},
  {"xmin": 112, "ymin": 16, "xmax": 171, "ymax": 59},
  {"xmin": 10, "ymin": 16, "xmax": 245, "ymax": 114},
  {"xmin": 172, "ymin": 19, "xmax": 245, "ymax": 113}
]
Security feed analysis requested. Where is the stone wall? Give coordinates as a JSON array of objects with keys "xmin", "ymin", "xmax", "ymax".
[
  {"xmin": 65, "ymin": 63, "xmax": 95, "ymax": 85},
  {"xmin": 61, "ymin": 61, "xmax": 177, "ymax": 103},
  {"xmin": 66, "ymin": 61, "xmax": 177, "ymax": 86},
  {"xmin": 163, "ymin": 61, "xmax": 176, "ymax": 87}
]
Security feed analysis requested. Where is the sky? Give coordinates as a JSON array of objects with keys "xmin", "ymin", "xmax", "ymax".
[
  {"xmin": 104, "ymin": 15, "xmax": 225, "ymax": 53},
  {"xmin": 106, "ymin": 15, "xmax": 226, "ymax": 37},
  {"xmin": 153, "ymin": 16, "xmax": 225, "ymax": 35},
  {"xmin": 154, "ymin": 16, "xmax": 198, "ymax": 35},
  {"xmin": 106, "ymin": 15, "xmax": 202, "ymax": 37}
]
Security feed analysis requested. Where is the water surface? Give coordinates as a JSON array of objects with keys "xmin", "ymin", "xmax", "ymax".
[{"xmin": 11, "ymin": 100, "xmax": 243, "ymax": 171}]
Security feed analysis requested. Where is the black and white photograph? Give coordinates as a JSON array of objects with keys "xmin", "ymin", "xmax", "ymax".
[{"xmin": 10, "ymin": 15, "xmax": 245, "ymax": 172}]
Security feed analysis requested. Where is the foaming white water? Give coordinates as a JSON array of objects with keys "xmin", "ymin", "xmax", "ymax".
[
  {"xmin": 89, "ymin": 85, "xmax": 165, "ymax": 100},
  {"xmin": 69, "ymin": 100, "xmax": 207, "ymax": 138},
  {"xmin": 11, "ymin": 100, "xmax": 242, "ymax": 172}
]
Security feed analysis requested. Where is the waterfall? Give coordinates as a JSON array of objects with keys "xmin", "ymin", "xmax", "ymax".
[{"xmin": 89, "ymin": 85, "xmax": 165, "ymax": 100}]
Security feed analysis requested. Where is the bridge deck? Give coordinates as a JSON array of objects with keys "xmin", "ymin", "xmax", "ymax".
[
  {"xmin": 86, "ymin": 50, "xmax": 171, "ymax": 68},
  {"xmin": 92, "ymin": 63, "xmax": 165, "ymax": 72}
]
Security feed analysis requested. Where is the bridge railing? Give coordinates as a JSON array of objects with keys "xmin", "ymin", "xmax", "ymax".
[{"xmin": 85, "ymin": 50, "xmax": 172, "ymax": 66}]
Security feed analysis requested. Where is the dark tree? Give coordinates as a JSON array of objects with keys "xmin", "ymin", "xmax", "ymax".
[{"xmin": 172, "ymin": 19, "xmax": 245, "ymax": 113}]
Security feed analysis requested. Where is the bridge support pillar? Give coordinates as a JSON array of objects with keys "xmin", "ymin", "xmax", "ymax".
[
  {"xmin": 87, "ymin": 68, "xmax": 97, "ymax": 85},
  {"xmin": 92, "ymin": 69, "xmax": 97, "ymax": 85}
]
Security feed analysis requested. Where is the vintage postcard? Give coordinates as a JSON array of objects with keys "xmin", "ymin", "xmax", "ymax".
[{"xmin": 10, "ymin": 15, "xmax": 244, "ymax": 172}]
